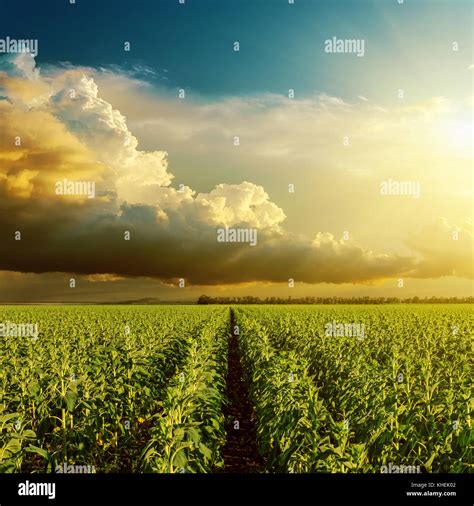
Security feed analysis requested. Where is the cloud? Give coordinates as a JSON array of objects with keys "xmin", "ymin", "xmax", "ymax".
[
  {"xmin": 98, "ymin": 79, "xmax": 459, "ymax": 169},
  {"xmin": 0, "ymin": 53, "xmax": 470, "ymax": 287},
  {"xmin": 407, "ymin": 218, "xmax": 473, "ymax": 279}
]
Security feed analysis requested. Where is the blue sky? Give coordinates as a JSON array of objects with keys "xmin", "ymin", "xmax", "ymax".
[{"xmin": 1, "ymin": 0, "xmax": 472, "ymax": 102}]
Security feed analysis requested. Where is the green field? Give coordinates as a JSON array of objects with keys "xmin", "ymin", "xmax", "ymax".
[{"xmin": 0, "ymin": 305, "xmax": 472, "ymax": 473}]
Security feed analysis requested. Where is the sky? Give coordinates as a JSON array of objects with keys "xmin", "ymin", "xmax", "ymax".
[{"xmin": 0, "ymin": 0, "xmax": 472, "ymax": 302}]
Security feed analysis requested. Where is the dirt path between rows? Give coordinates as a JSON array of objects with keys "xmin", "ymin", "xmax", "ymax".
[{"xmin": 220, "ymin": 308, "xmax": 264, "ymax": 472}]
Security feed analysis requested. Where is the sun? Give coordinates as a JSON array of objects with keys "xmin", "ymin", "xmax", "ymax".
[{"xmin": 442, "ymin": 117, "xmax": 474, "ymax": 156}]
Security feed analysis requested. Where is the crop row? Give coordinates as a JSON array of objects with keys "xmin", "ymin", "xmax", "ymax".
[
  {"xmin": 234, "ymin": 305, "xmax": 473, "ymax": 473},
  {"xmin": 140, "ymin": 309, "xmax": 228, "ymax": 472},
  {"xmin": 0, "ymin": 306, "xmax": 223, "ymax": 472},
  {"xmin": 236, "ymin": 309, "xmax": 359, "ymax": 472}
]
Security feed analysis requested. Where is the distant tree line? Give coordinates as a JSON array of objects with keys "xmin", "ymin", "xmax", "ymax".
[{"xmin": 197, "ymin": 295, "xmax": 474, "ymax": 305}]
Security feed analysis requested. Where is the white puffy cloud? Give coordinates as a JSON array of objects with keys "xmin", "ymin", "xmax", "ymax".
[
  {"xmin": 193, "ymin": 182, "xmax": 286, "ymax": 229},
  {"xmin": 1, "ymin": 53, "xmax": 285, "ymax": 232},
  {"xmin": 48, "ymin": 70, "xmax": 173, "ymax": 200}
]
